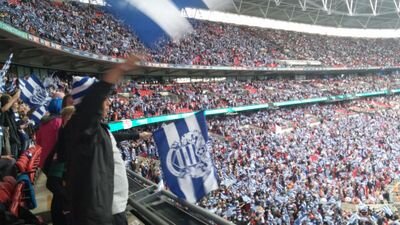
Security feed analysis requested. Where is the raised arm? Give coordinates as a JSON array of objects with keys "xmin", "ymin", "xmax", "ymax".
[
  {"xmin": 68, "ymin": 56, "xmax": 142, "ymax": 135},
  {"xmin": 1, "ymin": 90, "xmax": 20, "ymax": 113}
]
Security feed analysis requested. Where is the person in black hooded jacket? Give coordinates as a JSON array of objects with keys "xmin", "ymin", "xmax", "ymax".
[{"xmin": 62, "ymin": 56, "xmax": 151, "ymax": 225}]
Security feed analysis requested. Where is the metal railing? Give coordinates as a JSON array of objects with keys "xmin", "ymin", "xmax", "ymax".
[{"xmin": 126, "ymin": 170, "xmax": 234, "ymax": 225}]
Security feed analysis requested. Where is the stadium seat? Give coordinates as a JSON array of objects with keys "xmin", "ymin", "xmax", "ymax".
[{"xmin": 15, "ymin": 146, "xmax": 42, "ymax": 184}]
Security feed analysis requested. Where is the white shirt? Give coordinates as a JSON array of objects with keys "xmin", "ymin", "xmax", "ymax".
[{"xmin": 108, "ymin": 130, "xmax": 129, "ymax": 215}]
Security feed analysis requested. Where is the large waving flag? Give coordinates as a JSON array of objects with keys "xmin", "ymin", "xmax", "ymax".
[
  {"xmin": 105, "ymin": 0, "xmax": 230, "ymax": 48},
  {"xmin": 153, "ymin": 111, "xmax": 219, "ymax": 203},
  {"xmin": 19, "ymin": 74, "xmax": 51, "ymax": 109}
]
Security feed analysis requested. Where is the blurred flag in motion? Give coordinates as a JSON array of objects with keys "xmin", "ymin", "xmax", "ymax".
[{"xmin": 105, "ymin": 0, "xmax": 230, "ymax": 48}]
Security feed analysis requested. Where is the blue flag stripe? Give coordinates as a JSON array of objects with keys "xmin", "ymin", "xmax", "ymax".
[
  {"xmin": 163, "ymin": 122, "xmax": 197, "ymax": 202},
  {"xmin": 153, "ymin": 127, "xmax": 187, "ymax": 200},
  {"xmin": 180, "ymin": 115, "xmax": 209, "ymax": 202},
  {"xmin": 195, "ymin": 111, "xmax": 208, "ymax": 142},
  {"xmin": 30, "ymin": 74, "xmax": 45, "ymax": 89}
]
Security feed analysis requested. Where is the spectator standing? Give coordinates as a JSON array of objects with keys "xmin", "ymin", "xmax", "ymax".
[
  {"xmin": 63, "ymin": 56, "xmax": 151, "ymax": 225},
  {"xmin": 36, "ymin": 98, "xmax": 63, "ymax": 169}
]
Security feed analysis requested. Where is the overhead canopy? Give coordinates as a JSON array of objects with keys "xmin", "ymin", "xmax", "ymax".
[{"xmin": 227, "ymin": 0, "xmax": 400, "ymax": 29}]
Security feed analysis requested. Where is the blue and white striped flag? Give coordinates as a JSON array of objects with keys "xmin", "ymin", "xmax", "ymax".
[
  {"xmin": 29, "ymin": 105, "xmax": 47, "ymax": 126},
  {"xmin": 106, "ymin": 0, "xmax": 230, "ymax": 48},
  {"xmin": 0, "ymin": 53, "xmax": 13, "ymax": 92},
  {"xmin": 19, "ymin": 74, "xmax": 51, "ymax": 109},
  {"xmin": 153, "ymin": 111, "xmax": 219, "ymax": 203}
]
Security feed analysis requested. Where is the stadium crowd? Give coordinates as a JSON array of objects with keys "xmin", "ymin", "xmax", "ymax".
[
  {"xmin": 126, "ymin": 96, "xmax": 400, "ymax": 225},
  {"xmin": 107, "ymin": 73, "xmax": 398, "ymax": 121},
  {"xmin": 1, "ymin": 60, "xmax": 400, "ymax": 224},
  {"xmin": 2, "ymin": 0, "xmax": 400, "ymax": 67},
  {"xmin": 0, "ymin": 0, "xmax": 147, "ymax": 57}
]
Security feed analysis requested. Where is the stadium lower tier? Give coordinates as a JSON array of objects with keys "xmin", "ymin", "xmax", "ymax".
[{"xmin": 117, "ymin": 94, "xmax": 400, "ymax": 225}]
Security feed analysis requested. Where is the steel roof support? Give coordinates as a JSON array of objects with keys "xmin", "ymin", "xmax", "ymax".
[
  {"xmin": 394, "ymin": 0, "xmax": 400, "ymax": 12},
  {"xmin": 299, "ymin": 0, "xmax": 307, "ymax": 10},
  {"xmin": 369, "ymin": 0, "xmax": 378, "ymax": 15},
  {"xmin": 345, "ymin": 0, "xmax": 354, "ymax": 15},
  {"xmin": 314, "ymin": 9, "xmax": 321, "ymax": 24}
]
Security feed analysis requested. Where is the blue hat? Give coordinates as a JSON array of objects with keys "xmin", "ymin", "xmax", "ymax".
[{"xmin": 48, "ymin": 98, "xmax": 63, "ymax": 115}]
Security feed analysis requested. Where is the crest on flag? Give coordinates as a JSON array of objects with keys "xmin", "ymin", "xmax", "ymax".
[
  {"xmin": 153, "ymin": 111, "xmax": 219, "ymax": 203},
  {"xmin": 19, "ymin": 74, "xmax": 51, "ymax": 109},
  {"xmin": 167, "ymin": 130, "xmax": 213, "ymax": 178}
]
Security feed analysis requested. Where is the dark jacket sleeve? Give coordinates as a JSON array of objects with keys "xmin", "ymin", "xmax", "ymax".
[
  {"xmin": 113, "ymin": 129, "xmax": 140, "ymax": 143},
  {"xmin": 70, "ymin": 81, "xmax": 113, "ymax": 136}
]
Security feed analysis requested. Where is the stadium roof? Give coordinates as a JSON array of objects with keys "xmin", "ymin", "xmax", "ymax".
[{"xmin": 227, "ymin": 0, "xmax": 400, "ymax": 29}]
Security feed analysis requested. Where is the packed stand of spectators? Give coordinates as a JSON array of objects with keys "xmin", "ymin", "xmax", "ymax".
[
  {"xmin": 0, "ymin": 0, "xmax": 148, "ymax": 57},
  {"xmin": 2, "ymin": 0, "xmax": 400, "ymax": 67},
  {"xmin": 122, "ymin": 96, "xmax": 400, "ymax": 224},
  {"xmin": 107, "ymin": 73, "xmax": 398, "ymax": 121},
  {"xmin": 0, "ymin": 87, "xmax": 47, "ymax": 225},
  {"xmin": 2, "ymin": 65, "xmax": 400, "ymax": 224},
  {"xmin": 152, "ymin": 20, "xmax": 400, "ymax": 67}
]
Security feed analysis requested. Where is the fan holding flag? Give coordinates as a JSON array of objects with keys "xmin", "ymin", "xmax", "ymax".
[{"xmin": 60, "ymin": 55, "xmax": 152, "ymax": 225}]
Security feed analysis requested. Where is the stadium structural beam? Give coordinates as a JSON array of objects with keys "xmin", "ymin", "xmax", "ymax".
[
  {"xmin": 369, "ymin": 0, "xmax": 378, "ymax": 15},
  {"xmin": 17, "ymin": 53, "xmax": 44, "ymax": 61},
  {"xmin": 231, "ymin": 0, "xmax": 243, "ymax": 13},
  {"xmin": 313, "ymin": 9, "xmax": 320, "ymax": 24},
  {"xmin": 290, "ymin": 5, "xmax": 296, "ymax": 21},
  {"xmin": 321, "ymin": 0, "xmax": 333, "ymax": 14},
  {"xmin": 321, "ymin": 0, "xmax": 328, "ymax": 10},
  {"xmin": 345, "ymin": 0, "xmax": 354, "ymax": 15},
  {"xmin": 265, "ymin": 0, "xmax": 271, "ymax": 17},
  {"xmin": 299, "ymin": 0, "xmax": 307, "ymax": 11},
  {"xmin": 394, "ymin": 0, "xmax": 400, "ymax": 12}
]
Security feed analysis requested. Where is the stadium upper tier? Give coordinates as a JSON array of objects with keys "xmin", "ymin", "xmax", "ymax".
[
  {"xmin": 2, "ymin": 0, "xmax": 400, "ymax": 68},
  {"xmin": 107, "ymin": 73, "xmax": 399, "ymax": 121}
]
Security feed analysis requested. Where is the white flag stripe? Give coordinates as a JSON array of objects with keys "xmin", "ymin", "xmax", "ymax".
[
  {"xmin": 184, "ymin": 115, "xmax": 219, "ymax": 194},
  {"xmin": 163, "ymin": 123, "xmax": 197, "ymax": 203},
  {"xmin": 187, "ymin": 145, "xmax": 197, "ymax": 164},
  {"xmin": 181, "ymin": 147, "xmax": 192, "ymax": 166},
  {"xmin": 124, "ymin": 0, "xmax": 193, "ymax": 41},
  {"xmin": 175, "ymin": 148, "xmax": 185, "ymax": 169}
]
